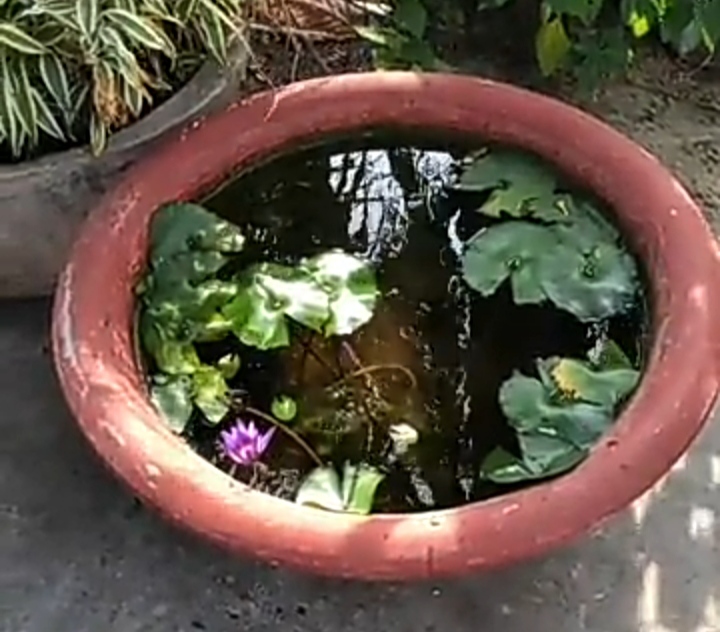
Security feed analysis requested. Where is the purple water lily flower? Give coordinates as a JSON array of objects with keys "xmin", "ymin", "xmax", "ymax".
[{"xmin": 220, "ymin": 419, "xmax": 276, "ymax": 465}]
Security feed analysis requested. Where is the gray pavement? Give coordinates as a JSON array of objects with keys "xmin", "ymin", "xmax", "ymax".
[{"xmin": 1, "ymin": 298, "xmax": 718, "ymax": 632}]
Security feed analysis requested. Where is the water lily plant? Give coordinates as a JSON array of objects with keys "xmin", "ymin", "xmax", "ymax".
[{"xmin": 137, "ymin": 143, "xmax": 643, "ymax": 515}]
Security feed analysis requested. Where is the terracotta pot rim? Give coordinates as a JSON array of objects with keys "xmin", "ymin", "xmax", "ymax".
[{"xmin": 52, "ymin": 72, "xmax": 720, "ymax": 581}]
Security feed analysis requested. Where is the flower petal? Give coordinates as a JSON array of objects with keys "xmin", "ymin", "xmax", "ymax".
[{"xmin": 256, "ymin": 426, "xmax": 276, "ymax": 455}]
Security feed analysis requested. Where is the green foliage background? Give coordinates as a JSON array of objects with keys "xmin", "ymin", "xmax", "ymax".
[{"xmin": 363, "ymin": 0, "xmax": 720, "ymax": 88}]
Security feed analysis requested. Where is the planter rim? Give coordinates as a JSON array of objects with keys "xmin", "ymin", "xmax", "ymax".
[
  {"xmin": 0, "ymin": 44, "xmax": 247, "ymax": 180},
  {"xmin": 52, "ymin": 71, "xmax": 720, "ymax": 581}
]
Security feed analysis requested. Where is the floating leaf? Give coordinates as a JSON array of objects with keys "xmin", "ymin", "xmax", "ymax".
[
  {"xmin": 592, "ymin": 337, "xmax": 634, "ymax": 370},
  {"xmin": 454, "ymin": 150, "xmax": 564, "ymax": 221},
  {"xmin": 462, "ymin": 222, "xmax": 557, "ymax": 303},
  {"xmin": 341, "ymin": 463, "xmax": 385, "ymax": 514},
  {"xmin": 222, "ymin": 281, "xmax": 290, "ymax": 350},
  {"xmin": 295, "ymin": 466, "xmax": 344, "ymax": 511},
  {"xmin": 303, "ymin": 251, "xmax": 380, "ymax": 335},
  {"xmin": 250, "ymin": 263, "xmax": 330, "ymax": 333},
  {"xmin": 542, "ymin": 356, "xmax": 640, "ymax": 408},
  {"xmin": 217, "ymin": 353, "xmax": 240, "ymax": 380},
  {"xmin": 150, "ymin": 203, "xmax": 245, "ymax": 263},
  {"xmin": 271, "ymin": 395, "xmax": 298, "ymax": 422},
  {"xmin": 295, "ymin": 463, "xmax": 384, "ymax": 514},
  {"xmin": 192, "ymin": 366, "xmax": 229, "ymax": 423},
  {"xmin": 537, "ymin": 239, "xmax": 638, "ymax": 322},
  {"xmin": 151, "ymin": 375, "xmax": 193, "ymax": 433}
]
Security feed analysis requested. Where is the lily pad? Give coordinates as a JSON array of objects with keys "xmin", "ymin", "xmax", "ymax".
[
  {"xmin": 538, "ymin": 239, "xmax": 638, "ymax": 322},
  {"xmin": 303, "ymin": 251, "xmax": 379, "ymax": 336},
  {"xmin": 462, "ymin": 222, "xmax": 558, "ymax": 303},
  {"xmin": 222, "ymin": 281, "xmax": 290, "ymax": 350},
  {"xmin": 295, "ymin": 463, "xmax": 385, "ymax": 514},
  {"xmin": 151, "ymin": 375, "xmax": 193, "ymax": 433},
  {"xmin": 541, "ymin": 356, "xmax": 639, "ymax": 408},
  {"xmin": 217, "ymin": 353, "xmax": 241, "ymax": 380},
  {"xmin": 192, "ymin": 366, "xmax": 229, "ymax": 424},
  {"xmin": 251, "ymin": 263, "xmax": 330, "ymax": 333},
  {"xmin": 454, "ymin": 149, "xmax": 565, "ymax": 221},
  {"xmin": 150, "ymin": 202, "xmax": 245, "ymax": 263},
  {"xmin": 271, "ymin": 395, "xmax": 298, "ymax": 422}
]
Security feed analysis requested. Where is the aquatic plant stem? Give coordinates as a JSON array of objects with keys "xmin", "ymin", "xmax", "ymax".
[
  {"xmin": 244, "ymin": 405, "xmax": 323, "ymax": 467},
  {"xmin": 335, "ymin": 364, "xmax": 418, "ymax": 389}
]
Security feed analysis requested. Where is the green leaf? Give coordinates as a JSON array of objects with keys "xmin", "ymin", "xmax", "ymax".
[
  {"xmin": 271, "ymin": 395, "xmax": 298, "ymax": 422},
  {"xmin": 393, "ymin": 0, "xmax": 427, "ymax": 38},
  {"xmin": 478, "ymin": 368, "xmax": 621, "ymax": 483},
  {"xmin": 150, "ymin": 203, "xmax": 245, "ymax": 263},
  {"xmin": 479, "ymin": 447, "xmax": 536, "ymax": 484},
  {"xmin": 462, "ymin": 222, "xmax": 558, "ymax": 302},
  {"xmin": 302, "ymin": 251, "xmax": 379, "ymax": 336},
  {"xmin": 33, "ymin": 88, "xmax": 65, "ymax": 140},
  {"xmin": 192, "ymin": 366, "xmax": 229, "ymax": 423},
  {"xmin": 354, "ymin": 24, "xmax": 408, "ymax": 48},
  {"xmin": 341, "ymin": 463, "xmax": 385, "ymax": 514},
  {"xmin": 39, "ymin": 54, "xmax": 72, "ymax": 114},
  {"xmin": 11, "ymin": 57, "xmax": 38, "ymax": 142},
  {"xmin": 217, "ymin": 353, "xmax": 240, "ymax": 379},
  {"xmin": 592, "ymin": 337, "xmax": 633, "ymax": 370},
  {"xmin": 151, "ymin": 375, "xmax": 193, "ymax": 433},
  {"xmin": 0, "ymin": 55, "xmax": 23, "ymax": 156},
  {"xmin": 541, "ymin": 356, "xmax": 640, "ymax": 408},
  {"xmin": 76, "ymin": 0, "xmax": 99, "ymax": 37},
  {"xmin": 295, "ymin": 466, "xmax": 344, "ymax": 511},
  {"xmin": 536, "ymin": 16, "xmax": 571, "ymax": 76},
  {"xmin": 176, "ymin": 0, "xmax": 200, "ymax": 21},
  {"xmin": 546, "ymin": 0, "xmax": 603, "ymax": 25},
  {"xmin": 295, "ymin": 463, "xmax": 384, "ymax": 514},
  {"xmin": 104, "ymin": 8, "xmax": 172, "ymax": 52},
  {"xmin": 250, "ymin": 263, "xmax": 330, "ymax": 333},
  {"xmin": 0, "ymin": 22, "xmax": 46, "ymax": 54},
  {"xmin": 455, "ymin": 150, "xmax": 563, "ymax": 221},
  {"xmin": 222, "ymin": 282, "xmax": 290, "ymax": 350},
  {"xmin": 195, "ymin": 3, "xmax": 228, "ymax": 63},
  {"xmin": 537, "ymin": 237, "xmax": 638, "ymax": 322}
]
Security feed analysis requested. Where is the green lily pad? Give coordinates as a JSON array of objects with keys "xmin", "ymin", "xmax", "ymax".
[
  {"xmin": 540, "ymin": 356, "xmax": 639, "ymax": 408},
  {"xmin": 303, "ymin": 251, "xmax": 379, "ymax": 336},
  {"xmin": 271, "ymin": 395, "xmax": 298, "ymax": 422},
  {"xmin": 538, "ymin": 239, "xmax": 638, "ymax": 322},
  {"xmin": 454, "ymin": 149, "xmax": 565, "ymax": 221},
  {"xmin": 151, "ymin": 375, "xmax": 193, "ymax": 433},
  {"xmin": 217, "ymin": 353, "xmax": 241, "ymax": 380},
  {"xmin": 251, "ymin": 263, "xmax": 330, "ymax": 333},
  {"xmin": 295, "ymin": 463, "xmax": 385, "ymax": 515},
  {"xmin": 192, "ymin": 366, "xmax": 229, "ymax": 424},
  {"xmin": 222, "ymin": 281, "xmax": 290, "ymax": 350},
  {"xmin": 462, "ymin": 222, "xmax": 558, "ymax": 302},
  {"xmin": 150, "ymin": 202, "xmax": 245, "ymax": 263}
]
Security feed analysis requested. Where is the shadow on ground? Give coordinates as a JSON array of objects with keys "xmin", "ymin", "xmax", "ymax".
[{"xmin": 1, "ymin": 299, "xmax": 718, "ymax": 632}]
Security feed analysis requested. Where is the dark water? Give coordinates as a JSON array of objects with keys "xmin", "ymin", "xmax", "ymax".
[{"xmin": 189, "ymin": 133, "xmax": 647, "ymax": 512}]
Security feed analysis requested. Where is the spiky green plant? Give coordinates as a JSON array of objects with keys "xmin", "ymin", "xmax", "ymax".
[{"xmin": 0, "ymin": 0, "xmax": 244, "ymax": 158}]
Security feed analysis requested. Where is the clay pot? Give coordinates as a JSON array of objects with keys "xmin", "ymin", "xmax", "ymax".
[{"xmin": 52, "ymin": 73, "xmax": 720, "ymax": 581}]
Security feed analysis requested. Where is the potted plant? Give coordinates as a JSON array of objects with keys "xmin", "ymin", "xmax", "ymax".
[
  {"xmin": 52, "ymin": 72, "xmax": 720, "ymax": 581},
  {"xmin": 0, "ymin": 0, "xmax": 248, "ymax": 297}
]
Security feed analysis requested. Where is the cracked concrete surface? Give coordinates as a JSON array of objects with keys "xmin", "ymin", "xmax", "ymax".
[{"xmin": 3, "ymin": 63, "xmax": 720, "ymax": 631}]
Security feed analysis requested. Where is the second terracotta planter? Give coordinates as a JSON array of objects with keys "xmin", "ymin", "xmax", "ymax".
[{"xmin": 52, "ymin": 72, "xmax": 720, "ymax": 580}]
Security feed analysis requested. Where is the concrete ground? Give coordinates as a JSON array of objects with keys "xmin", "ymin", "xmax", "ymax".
[{"xmin": 4, "ymin": 58, "xmax": 720, "ymax": 632}]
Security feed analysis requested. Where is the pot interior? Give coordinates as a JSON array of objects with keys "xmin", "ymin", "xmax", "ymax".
[{"xmin": 139, "ymin": 128, "xmax": 651, "ymax": 514}]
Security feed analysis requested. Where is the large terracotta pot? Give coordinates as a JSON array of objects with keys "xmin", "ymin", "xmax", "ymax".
[{"xmin": 52, "ymin": 72, "xmax": 720, "ymax": 581}]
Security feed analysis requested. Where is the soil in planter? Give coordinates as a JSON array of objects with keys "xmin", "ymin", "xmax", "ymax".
[{"xmin": 184, "ymin": 132, "xmax": 647, "ymax": 513}]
